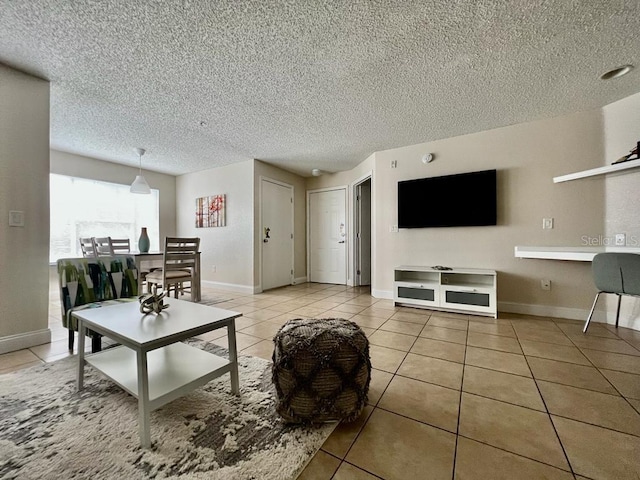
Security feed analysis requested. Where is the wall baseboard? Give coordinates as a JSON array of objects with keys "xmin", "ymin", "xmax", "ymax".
[
  {"xmin": 0, "ymin": 329, "xmax": 51, "ymax": 355},
  {"xmin": 293, "ymin": 276, "xmax": 308, "ymax": 285},
  {"xmin": 371, "ymin": 293, "xmax": 639, "ymax": 331},
  {"xmin": 201, "ymin": 280, "xmax": 258, "ymax": 295},
  {"xmin": 499, "ymin": 301, "xmax": 640, "ymax": 330},
  {"xmin": 372, "ymin": 289, "xmax": 393, "ymax": 299},
  {"xmin": 497, "ymin": 301, "xmax": 590, "ymax": 321}
]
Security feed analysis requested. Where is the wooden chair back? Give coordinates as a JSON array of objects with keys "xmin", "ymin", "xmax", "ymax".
[
  {"xmin": 163, "ymin": 237, "xmax": 200, "ymax": 277},
  {"xmin": 79, "ymin": 237, "xmax": 97, "ymax": 257},
  {"xmin": 94, "ymin": 237, "xmax": 113, "ymax": 256},
  {"xmin": 110, "ymin": 238, "xmax": 131, "ymax": 254},
  {"xmin": 145, "ymin": 237, "xmax": 201, "ymax": 300}
]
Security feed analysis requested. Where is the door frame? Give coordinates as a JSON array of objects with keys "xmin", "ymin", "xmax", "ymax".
[
  {"xmin": 352, "ymin": 174, "xmax": 372, "ymax": 287},
  {"xmin": 259, "ymin": 176, "xmax": 294, "ymax": 292},
  {"xmin": 306, "ymin": 185, "xmax": 348, "ymax": 285}
]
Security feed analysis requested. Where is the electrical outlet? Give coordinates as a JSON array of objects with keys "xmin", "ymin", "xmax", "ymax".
[
  {"xmin": 541, "ymin": 279, "xmax": 551, "ymax": 291},
  {"xmin": 391, "ymin": 160, "xmax": 397, "ymax": 169},
  {"xmin": 390, "ymin": 225, "xmax": 398, "ymax": 233},
  {"xmin": 8, "ymin": 210, "xmax": 24, "ymax": 227},
  {"xmin": 542, "ymin": 218, "xmax": 554, "ymax": 230},
  {"xmin": 615, "ymin": 233, "xmax": 626, "ymax": 246}
]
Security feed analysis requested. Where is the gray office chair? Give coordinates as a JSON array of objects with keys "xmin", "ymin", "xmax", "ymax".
[{"xmin": 584, "ymin": 252, "xmax": 640, "ymax": 333}]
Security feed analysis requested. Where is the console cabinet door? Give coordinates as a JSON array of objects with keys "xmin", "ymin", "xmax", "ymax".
[
  {"xmin": 394, "ymin": 281, "xmax": 439, "ymax": 308},
  {"xmin": 440, "ymin": 285, "xmax": 496, "ymax": 315}
]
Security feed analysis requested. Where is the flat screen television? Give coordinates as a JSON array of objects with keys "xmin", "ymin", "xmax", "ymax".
[{"xmin": 398, "ymin": 169, "xmax": 497, "ymax": 228}]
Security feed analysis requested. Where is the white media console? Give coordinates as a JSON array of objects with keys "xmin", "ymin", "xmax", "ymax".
[{"xmin": 394, "ymin": 265, "xmax": 497, "ymax": 318}]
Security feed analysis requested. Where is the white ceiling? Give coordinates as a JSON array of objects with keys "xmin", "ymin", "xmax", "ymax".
[{"xmin": 1, "ymin": 1, "xmax": 639, "ymax": 177}]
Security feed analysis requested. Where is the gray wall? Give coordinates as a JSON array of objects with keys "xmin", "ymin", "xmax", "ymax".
[
  {"xmin": 308, "ymin": 107, "xmax": 610, "ymax": 320},
  {"xmin": 0, "ymin": 65, "xmax": 51, "ymax": 353}
]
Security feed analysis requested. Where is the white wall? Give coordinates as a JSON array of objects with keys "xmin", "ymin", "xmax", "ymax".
[
  {"xmin": 602, "ymin": 91, "xmax": 640, "ymax": 329},
  {"xmin": 0, "ymin": 65, "xmax": 51, "ymax": 353},
  {"xmin": 50, "ymin": 150, "xmax": 177, "ymax": 251},
  {"xmin": 176, "ymin": 160, "xmax": 255, "ymax": 292}
]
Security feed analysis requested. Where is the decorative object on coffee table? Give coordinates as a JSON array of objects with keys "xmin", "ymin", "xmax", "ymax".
[
  {"xmin": 272, "ymin": 318, "xmax": 371, "ymax": 424},
  {"xmin": 138, "ymin": 291, "xmax": 169, "ymax": 314}
]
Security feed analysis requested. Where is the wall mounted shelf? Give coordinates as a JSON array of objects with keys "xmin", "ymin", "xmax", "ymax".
[
  {"xmin": 514, "ymin": 246, "xmax": 640, "ymax": 261},
  {"xmin": 553, "ymin": 158, "xmax": 640, "ymax": 183}
]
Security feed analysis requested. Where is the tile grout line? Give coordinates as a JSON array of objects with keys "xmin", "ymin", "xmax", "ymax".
[
  {"xmin": 451, "ymin": 322, "xmax": 469, "ymax": 480},
  {"xmin": 517, "ymin": 323, "xmax": 577, "ymax": 478}
]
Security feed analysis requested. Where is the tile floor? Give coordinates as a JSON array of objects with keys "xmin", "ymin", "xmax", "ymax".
[{"xmin": 2, "ymin": 276, "xmax": 640, "ymax": 479}]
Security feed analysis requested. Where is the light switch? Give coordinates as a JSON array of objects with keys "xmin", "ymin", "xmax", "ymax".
[{"xmin": 9, "ymin": 211, "xmax": 24, "ymax": 227}]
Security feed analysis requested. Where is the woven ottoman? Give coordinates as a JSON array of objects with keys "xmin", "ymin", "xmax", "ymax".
[{"xmin": 272, "ymin": 318, "xmax": 371, "ymax": 424}]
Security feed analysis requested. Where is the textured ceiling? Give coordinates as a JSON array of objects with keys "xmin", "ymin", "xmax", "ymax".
[{"xmin": 1, "ymin": 1, "xmax": 639, "ymax": 177}]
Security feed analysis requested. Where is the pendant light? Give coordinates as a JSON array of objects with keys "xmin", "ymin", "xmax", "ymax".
[{"xmin": 130, "ymin": 147, "xmax": 150, "ymax": 194}]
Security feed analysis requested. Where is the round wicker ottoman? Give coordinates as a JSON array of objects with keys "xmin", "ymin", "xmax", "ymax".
[{"xmin": 272, "ymin": 318, "xmax": 371, "ymax": 424}]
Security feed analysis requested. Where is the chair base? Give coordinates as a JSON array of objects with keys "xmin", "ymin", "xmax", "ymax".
[
  {"xmin": 68, "ymin": 329, "xmax": 102, "ymax": 353},
  {"xmin": 583, "ymin": 292, "xmax": 621, "ymax": 333}
]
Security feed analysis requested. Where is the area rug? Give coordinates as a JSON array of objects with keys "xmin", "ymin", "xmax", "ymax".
[{"xmin": 0, "ymin": 339, "xmax": 336, "ymax": 480}]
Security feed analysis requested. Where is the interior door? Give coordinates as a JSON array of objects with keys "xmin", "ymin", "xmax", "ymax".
[
  {"xmin": 309, "ymin": 188, "xmax": 347, "ymax": 284},
  {"xmin": 262, "ymin": 179, "xmax": 293, "ymax": 291},
  {"xmin": 355, "ymin": 179, "xmax": 371, "ymax": 286}
]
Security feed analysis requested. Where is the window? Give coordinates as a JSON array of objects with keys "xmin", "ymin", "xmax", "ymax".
[{"xmin": 50, "ymin": 174, "xmax": 159, "ymax": 262}]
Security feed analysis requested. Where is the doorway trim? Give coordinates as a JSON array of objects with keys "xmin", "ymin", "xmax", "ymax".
[
  {"xmin": 351, "ymin": 173, "xmax": 372, "ymax": 287},
  {"xmin": 259, "ymin": 176, "xmax": 294, "ymax": 293}
]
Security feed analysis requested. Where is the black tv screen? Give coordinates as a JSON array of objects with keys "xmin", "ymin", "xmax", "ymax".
[{"xmin": 398, "ymin": 169, "xmax": 497, "ymax": 228}]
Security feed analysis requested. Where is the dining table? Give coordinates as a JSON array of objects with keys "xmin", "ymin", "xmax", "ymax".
[{"xmin": 131, "ymin": 251, "xmax": 202, "ymax": 302}]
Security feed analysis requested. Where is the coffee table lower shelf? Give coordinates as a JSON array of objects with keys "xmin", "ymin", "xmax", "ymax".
[{"xmin": 86, "ymin": 342, "xmax": 232, "ymax": 411}]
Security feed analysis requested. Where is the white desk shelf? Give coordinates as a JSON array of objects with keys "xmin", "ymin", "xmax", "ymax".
[
  {"xmin": 553, "ymin": 158, "xmax": 640, "ymax": 183},
  {"xmin": 514, "ymin": 246, "xmax": 640, "ymax": 261}
]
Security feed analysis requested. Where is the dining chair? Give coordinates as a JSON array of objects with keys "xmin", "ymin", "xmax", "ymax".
[
  {"xmin": 145, "ymin": 237, "xmax": 201, "ymax": 301},
  {"xmin": 79, "ymin": 237, "xmax": 97, "ymax": 257},
  {"xmin": 110, "ymin": 238, "xmax": 131, "ymax": 254},
  {"xmin": 93, "ymin": 237, "xmax": 113, "ymax": 256},
  {"xmin": 583, "ymin": 252, "xmax": 640, "ymax": 332},
  {"xmin": 94, "ymin": 237, "xmax": 131, "ymax": 256}
]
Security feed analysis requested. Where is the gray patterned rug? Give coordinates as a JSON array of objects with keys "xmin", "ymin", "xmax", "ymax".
[{"xmin": 0, "ymin": 339, "xmax": 336, "ymax": 480}]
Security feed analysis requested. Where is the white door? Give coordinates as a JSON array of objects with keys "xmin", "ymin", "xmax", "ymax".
[
  {"xmin": 262, "ymin": 179, "xmax": 293, "ymax": 291},
  {"xmin": 309, "ymin": 188, "xmax": 347, "ymax": 284},
  {"xmin": 355, "ymin": 179, "xmax": 371, "ymax": 286}
]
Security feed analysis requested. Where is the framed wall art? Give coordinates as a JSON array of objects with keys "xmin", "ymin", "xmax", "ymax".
[{"xmin": 196, "ymin": 194, "xmax": 226, "ymax": 228}]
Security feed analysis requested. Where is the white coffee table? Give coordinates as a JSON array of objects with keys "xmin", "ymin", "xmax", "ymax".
[{"xmin": 75, "ymin": 298, "xmax": 242, "ymax": 448}]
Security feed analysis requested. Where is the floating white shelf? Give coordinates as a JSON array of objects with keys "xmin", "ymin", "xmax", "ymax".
[
  {"xmin": 553, "ymin": 158, "xmax": 640, "ymax": 183},
  {"xmin": 514, "ymin": 246, "xmax": 640, "ymax": 261}
]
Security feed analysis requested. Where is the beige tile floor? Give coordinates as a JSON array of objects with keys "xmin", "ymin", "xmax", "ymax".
[{"xmin": 3, "ymin": 276, "xmax": 640, "ymax": 479}]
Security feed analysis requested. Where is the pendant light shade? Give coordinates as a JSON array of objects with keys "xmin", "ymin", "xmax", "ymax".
[{"xmin": 130, "ymin": 147, "xmax": 150, "ymax": 194}]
